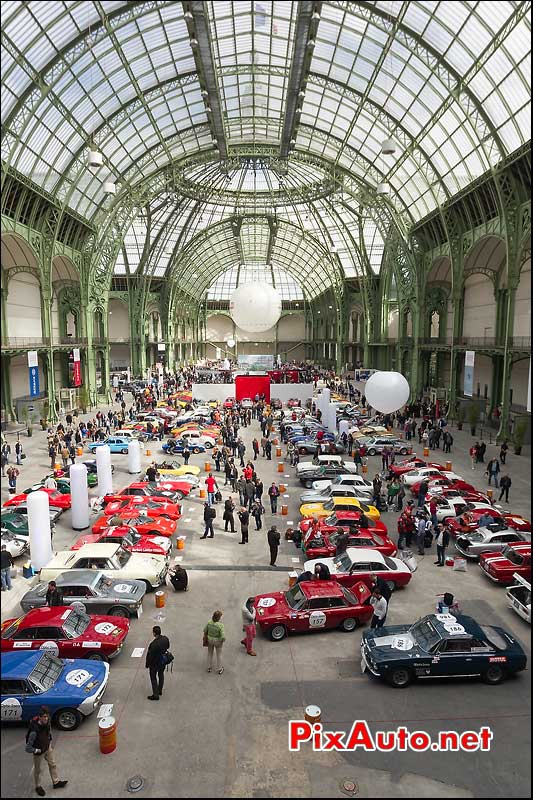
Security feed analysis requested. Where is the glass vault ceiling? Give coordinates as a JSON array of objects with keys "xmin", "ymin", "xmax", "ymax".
[{"xmin": 1, "ymin": 0, "xmax": 530, "ymax": 299}]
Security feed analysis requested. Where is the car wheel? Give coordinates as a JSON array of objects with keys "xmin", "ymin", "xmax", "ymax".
[
  {"xmin": 340, "ymin": 617, "xmax": 358, "ymax": 632},
  {"xmin": 305, "ymin": 481, "xmax": 313, "ymax": 489},
  {"xmin": 368, "ymin": 448, "xmax": 376, "ymax": 456},
  {"xmin": 108, "ymin": 606, "xmax": 130, "ymax": 619},
  {"xmin": 483, "ymin": 664, "xmax": 506, "ymax": 685},
  {"xmin": 142, "ymin": 580, "xmax": 153, "ymax": 593},
  {"xmin": 193, "ymin": 447, "xmax": 200, "ymax": 454},
  {"xmin": 87, "ymin": 653, "xmax": 106, "ymax": 661},
  {"xmin": 90, "ymin": 448, "xmax": 97, "ymax": 454},
  {"xmin": 54, "ymin": 708, "xmax": 82, "ymax": 731},
  {"xmin": 121, "ymin": 448, "xmax": 128, "ymax": 454},
  {"xmin": 269, "ymin": 624, "xmax": 287, "ymax": 641},
  {"xmin": 299, "ymin": 447, "xmax": 307, "ymax": 455},
  {"xmin": 400, "ymin": 448, "xmax": 408, "ymax": 455},
  {"xmin": 388, "ymin": 667, "xmax": 413, "ymax": 688},
  {"xmin": 204, "ymin": 442, "xmax": 212, "ymax": 449}
]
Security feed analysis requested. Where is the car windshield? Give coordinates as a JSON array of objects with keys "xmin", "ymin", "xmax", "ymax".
[
  {"xmin": 284, "ymin": 585, "xmax": 307, "ymax": 610},
  {"xmin": 409, "ymin": 618, "xmax": 442, "ymax": 651},
  {"xmin": 28, "ymin": 653, "xmax": 63, "ymax": 693},
  {"xmin": 115, "ymin": 547, "xmax": 132, "ymax": 567},
  {"xmin": 341, "ymin": 586, "xmax": 358, "ymax": 605},
  {"xmin": 95, "ymin": 575, "xmax": 114, "ymax": 593},
  {"xmin": 467, "ymin": 532, "xmax": 486, "ymax": 542},
  {"xmin": 1, "ymin": 616, "xmax": 23, "ymax": 638},
  {"xmin": 2, "ymin": 515, "xmax": 25, "ymax": 529},
  {"xmin": 501, "ymin": 546, "xmax": 524, "ymax": 565},
  {"xmin": 334, "ymin": 552, "xmax": 352, "ymax": 572},
  {"xmin": 62, "ymin": 609, "xmax": 90, "ymax": 638}
]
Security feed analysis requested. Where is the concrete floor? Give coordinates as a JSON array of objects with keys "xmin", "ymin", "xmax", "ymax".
[{"xmin": 1, "ymin": 401, "xmax": 531, "ymax": 798}]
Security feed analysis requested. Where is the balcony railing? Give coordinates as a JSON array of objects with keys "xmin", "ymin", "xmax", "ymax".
[
  {"xmin": 377, "ymin": 336, "xmax": 531, "ymax": 350},
  {"xmin": 1, "ymin": 336, "xmax": 88, "ymax": 349}
]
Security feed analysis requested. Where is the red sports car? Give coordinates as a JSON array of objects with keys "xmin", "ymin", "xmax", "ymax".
[
  {"xmin": 1, "ymin": 606, "xmax": 129, "ymax": 661},
  {"xmin": 223, "ymin": 397, "xmax": 235, "ymax": 409},
  {"xmin": 479, "ymin": 543, "xmax": 531, "ymax": 585},
  {"xmin": 71, "ymin": 526, "xmax": 172, "ymax": 557},
  {"xmin": 299, "ymin": 511, "xmax": 388, "ymax": 538},
  {"xmin": 92, "ymin": 513, "xmax": 176, "ymax": 538},
  {"xmin": 410, "ymin": 476, "xmax": 476, "ymax": 496},
  {"xmin": 287, "ymin": 398, "xmax": 302, "ymax": 408},
  {"xmin": 303, "ymin": 548, "xmax": 414, "ymax": 591},
  {"xmin": 303, "ymin": 528, "xmax": 397, "ymax": 560},
  {"xmin": 448, "ymin": 508, "xmax": 531, "ymax": 536},
  {"xmin": 253, "ymin": 580, "xmax": 373, "ymax": 640},
  {"xmin": 389, "ymin": 458, "xmax": 446, "ymax": 477},
  {"xmin": 103, "ymin": 496, "xmax": 181, "ymax": 520},
  {"xmin": 425, "ymin": 486, "xmax": 492, "ymax": 505},
  {"xmin": 3, "ymin": 489, "xmax": 71, "ymax": 510},
  {"xmin": 106, "ymin": 481, "xmax": 191, "ymax": 502}
]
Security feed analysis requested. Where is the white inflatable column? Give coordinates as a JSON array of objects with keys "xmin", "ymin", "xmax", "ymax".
[
  {"xmin": 28, "ymin": 491, "xmax": 53, "ymax": 571},
  {"xmin": 128, "ymin": 439, "xmax": 141, "ymax": 474},
  {"xmin": 96, "ymin": 445, "xmax": 113, "ymax": 497},
  {"xmin": 70, "ymin": 463, "xmax": 89, "ymax": 530},
  {"xmin": 327, "ymin": 403, "xmax": 338, "ymax": 434}
]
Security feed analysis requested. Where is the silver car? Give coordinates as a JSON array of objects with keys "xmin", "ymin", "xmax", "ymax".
[
  {"xmin": 356, "ymin": 437, "xmax": 412, "ymax": 456},
  {"xmin": 299, "ymin": 485, "xmax": 373, "ymax": 504},
  {"xmin": 20, "ymin": 569, "xmax": 146, "ymax": 619},
  {"xmin": 455, "ymin": 525, "xmax": 530, "ymax": 560}
]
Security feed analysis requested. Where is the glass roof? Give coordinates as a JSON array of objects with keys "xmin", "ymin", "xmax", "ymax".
[{"xmin": 1, "ymin": 0, "xmax": 530, "ymax": 297}]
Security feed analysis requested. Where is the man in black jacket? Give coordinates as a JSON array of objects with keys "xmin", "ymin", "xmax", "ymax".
[
  {"xmin": 145, "ymin": 625, "xmax": 170, "ymax": 700},
  {"xmin": 370, "ymin": 574, "xmax": 392, "ymax": 624},
  {"xmin": 200, "ymin": 502, "xmax": 216, "ymax": 538},
  {"xmin": 1, "ymin": 544, "xmax": 14, "ymax": 591},
  {"xmin": 267, "ymin": 525, "xmax": 281, "ymax": 566},
  {"xmin": 25, "ymin": 706, "xmax": 68, "ymax": 795},
  {"xmin": 238, "ymin": 508, "xmax": 250, "ymax": 544},
  {"xmin": 45, "ymin": 581, "xmax": 63, "ymax": 607}
]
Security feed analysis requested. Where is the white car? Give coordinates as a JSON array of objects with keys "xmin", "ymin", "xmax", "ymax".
[
  {"xmin": 312, "ymin": 474, "xmax": 373, "ymax": 493},
  {"xmin": 303, "ymin": 548, "xmax": 415, "ymax": 590},
  {"xmin": 506, "ymin": 574, "xmax": 531, "ymax": 623},
  {"xmin": 1, "ymin": 531, "xmax": 29, "ymax": 558},
  {"xmin": 179, "ymin": 431, "xmax": 217, "ymax": 449},
  {"xmin": 240, "ymin": 398, "xmax": 253, "ymax": 408},
  {"xmin": 296, "ymin": 455, "xmax": 352, "ymax": 475},
  {"xmin": 401, "ymin": 468, "xmax": 463, "ymax": 487},
  {"xmin": 425, "ymin": 495, "xmax": 470, "ymax": 521},
  {"xmin": 299, "ymin": 485, "xmax": 371, "ymax": 504},
  {"xmin": 39, "ymin": 543, "xmax": 168, "ymax": 590}
]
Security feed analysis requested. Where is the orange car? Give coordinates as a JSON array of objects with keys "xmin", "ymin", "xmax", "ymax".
[{"xmin": 92, "ymin": 513, "xmax": 176, "ymax": 537}]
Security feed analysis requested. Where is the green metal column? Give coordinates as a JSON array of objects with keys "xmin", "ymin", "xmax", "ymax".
[
  {"xmin": 497, "ymin": 284, "xmax": 518, "ymax": 442},
  {"xmin": 410, "ymin": 306, "xmax": 421, "ymax": 398},
  {"xmin": 1, "ymin": 355, "xmax": 16, "ymax": 421}
]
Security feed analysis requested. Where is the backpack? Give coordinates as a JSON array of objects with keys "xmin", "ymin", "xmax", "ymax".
[{"xmin": 160, "ymin": 650, "xmax": 174, "ymax": 672}]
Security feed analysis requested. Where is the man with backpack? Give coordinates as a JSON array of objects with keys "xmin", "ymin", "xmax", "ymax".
[
  {"xmin": 201, "ymin": 502, "xmax": 216, "ymax": 539},
  {"xmin": 145, "ymin": 625, "xmax": 171, "ymax": 701},
  {"xmin": 25, "ymin": 706, "xmax": 68, "ymax": 795}
]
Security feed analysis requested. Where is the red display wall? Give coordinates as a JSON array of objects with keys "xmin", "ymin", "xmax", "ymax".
[{"xmin": 235, "ymin": 375, "xmax": 271, "ymax": 403}]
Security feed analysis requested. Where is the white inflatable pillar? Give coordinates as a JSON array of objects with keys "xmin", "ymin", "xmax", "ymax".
[
  {"xmin": 322, "ymin": 387, "xmax": 331, "ymax": 407},
  {"xmin": 338, "ymin": 419, "xmax": 350, "ymax": 438},
  {"xmin": 96, "ymin": 445, "xmax": 113, "ymax": 497},
  {"xmin": 327, "ymin": 402, "xmax": 338, "ymax": 434},
  {"xmin": 70, "ymin": 463, "xmax": 89, "ymax": 530},
  {"xmin": 128, "ymin": 439, "xmax": 142, "ymax": 474},
  {"xmin": 28, "ymin": 491, "xmax": 53, "ymax": 571}
]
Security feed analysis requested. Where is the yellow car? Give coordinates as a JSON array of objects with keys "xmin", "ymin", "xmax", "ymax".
[
  {"xmin": 299, "ymin": 496, "xmax": 380, "ymax": 521},
  {"xmin": 155, "ymin": 461, "xmax": 201, "ymax": 477}
]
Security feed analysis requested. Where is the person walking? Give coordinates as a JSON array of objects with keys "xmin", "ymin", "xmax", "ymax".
[
  {"xmin": 442, "ymin": 430, "xmax": 453, "ymax": 453},
  {"xmin": 25, "ymin": 706, "xmax": 68, "ymax": 795},
  {"xmin": 45, "ymin": 581, "xmax": 63, "ymax": 607},
  {"xmin": 498, "ymin": 474, "xmax": 512, "ymax": 503},
  {"xmin": 499, "ymin": 440, "xmax": 509, "ymax": 465},
  {"xmin": 369, "ymin": 590, "xmax": 387, "ymax": 629},
  {"xmin": 1, "ymin": 441, "xmax": 10, "ymax": 470},
  {"xmin": 238, "ymin": 507, "xmax": 250, "ymax": 544},
  {"xmin": 182, "ymin": 444, "xmax": 191, "ymax": 465},
  {"xmin": 241, "ymin": 599, "xmax": 257, "ymax": 656},
  {"xmin": 205, "ymin": 472, "xmax": 218, "ymax": 506},
  {"xmin": 200, "ymin": 502, "xmax": 216, "ymax": 539},
  {"xmin": 224, "ymin": 458, "xmax": 232, "ymax": 486},
  {"xmin": 268, "ymin": 482, "xmax": 280, "ymax": 514},
  {"xmin": 145, "ymin": 625, "xmax": 170, "ymax": 700},
  {"xmin": 252, "ymin": 438, "xmax": 259, "ymax": 461},
  {"xmin": 15, "ymin": 439, "xmax": 23, "ymax": 465},
  {"xmin": 244, "ymin": 479, "xmax": 255, "ymax": 511},
  {"xmin": 6, "ymin": 465, "xmax": 19, "ymax": 494},
  {"xmin": 416, "ymin": 513, "xmax": 427, "ymax": 556},
  {"xmin": 369, "ymin": 575, "xmax": 392, "ymax": 623},
  {"xmin": 1, "ymin": 544, "xmax": 14, "ymax": 591},
  {"xmin": 486, "ymin": 457, "xmax": 500, "ymax": 487},
  {"xmin": 254, "ymin": 477, "xmax": 264, "ymax": 503},
  {"xmin": 417, "ymin": 478, "xmax": 429, "ymax": 508},
  {"xmin": 264, "ymin": 439, "xmax": 272, "ymax": 460},
  {"xmin": 434, "ymin": 523, "xmax": 450, "ymax": 567},
  {"xmin": 223, "ymin": 496, "xmax": 236, "ymax": 532},
  {"xmin": 469, "ymin": 444, "xmax": 477, "ymax": 470},
  {"xmin": 203, "ymin": 610, "xmax": 225, "ymax": 674},
  {"xmin": 267, "ymin": 525, "xmax": 281, "ymax": 566},
  {"xmin": 372, "ymin": 474, "xmax": 382, "ymax": 507},
  {"xmin": 251, "ymin": 499, "xmax": 263, "ymax": 530}
]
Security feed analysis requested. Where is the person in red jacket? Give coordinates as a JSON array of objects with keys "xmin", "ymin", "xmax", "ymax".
[
  {"xmin": 243, "ymin": 464, "xmax": 253, "ymax": 482},
  {"xmin": 205, "ymin": 473, "xmax": 218, "ymax": 506}
]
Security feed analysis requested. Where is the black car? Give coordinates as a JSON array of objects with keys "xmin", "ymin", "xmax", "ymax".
[
  {"xmin": 297, "ymin": 464, "xmax": 356, "ymax": 489},
  {"xmin": 296, "ymin": 438, "xmax": 347, "ymax": 457},
  {"xmin": 361, "ymin": 613, "xmax": 527, "ymax": 688}
]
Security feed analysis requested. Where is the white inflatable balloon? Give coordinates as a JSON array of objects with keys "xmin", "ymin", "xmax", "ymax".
[
  {"xmin": 338, "ymin": 419, "xmax": 350, "ymax": 437},
  {"xmin": 128, "ymin": 439, "xmax": 141, "ymax": 474},
  {"xmin": 364, "ymin": 371, "xmax": 410, "ymax": 414},
  {"xmin": 327, "ymin": 403, "xmax": 338, "ymax": 434},
  {"xmin": 28, "ymin": 491, "xmax": 53, "ymax": 571},
  {"xmin": 96, "ymin": 445, "xmax": 113, "ymax": 497},
  {"xmin": 70, "ymin": 463, "xmax": 89, "ymax": 531},
  {"xmin": 229, "ymin": 283, "xmax": 282, "ymax": 333}
]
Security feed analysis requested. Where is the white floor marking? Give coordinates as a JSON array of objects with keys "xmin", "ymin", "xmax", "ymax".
[
  {"xmin": 98, "ymin": 704, "xmax": 114, "ymax": 717},
  {"xmin": 291, "ymin": 557, "xmax": 301, "ymax": 562},
  {"xmin": 286, "ymin": 520, "xmax": 294, "ymax": 524},
  {"xmin": 131, "ymin": 648, "xmax": 145, "ymax": 658},
  {"xmin": 184, "ymin": 517, "xmax": 192, "ymax": 522},
  {"xmin": 174, "ymin": 556, "xmax": 183, "ymax": 562}
]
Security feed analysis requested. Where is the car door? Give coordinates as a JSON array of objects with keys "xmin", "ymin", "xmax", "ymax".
[
  {"xmin": 430, "ymin": 638, "xmax": 486, "ymax": 676},
  {"xmin": 1, "ymin": 679, "xmax": 34, "ymax": 722}
]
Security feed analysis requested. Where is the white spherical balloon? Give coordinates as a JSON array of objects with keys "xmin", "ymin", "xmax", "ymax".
[
  {"xmin": 364, "ymin": 371, "xmax": 410, "ymax": 414},
  {"xmin": 229, "ymin": 283, "xmax": 282, "ymax": 333}
]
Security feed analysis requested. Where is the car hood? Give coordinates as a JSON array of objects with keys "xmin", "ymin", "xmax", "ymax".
[
  {"xmin": 363, "ymin": 625, "xmax": 425, "ymax": 661},
  {"xmin": 253, "ymin": 591, "xmax": 290, "ymax": 621},
  {"xmin": 47, "ymin": 658, "xmax": 109, "ymax": 699},
  {"xmin": 480, "ymin": 553, "xmax": 516, "ymax": 570}
]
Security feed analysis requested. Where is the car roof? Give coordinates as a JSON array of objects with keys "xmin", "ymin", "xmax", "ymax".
[
  {"xmin": 506, "ymin": 543, "xmax": 531, "ymax": 553},
  {"xmin": 425, "ymin": 614, "xmax": 487, "ymax": 640},
  {"xmin": 1, "ymin": 651, "xmax": 50, "ymax": 678},
  {"xmin": 66, "ymin": 543, "xmax": 122, "ymax": 557},
  {"xmin": 51, "ymin": 569, "xmax": 102, "ymax": 586},
  {"xmin": 299, "ymin": 581, "xmax": 344, "ymax": 599},
  {"xmin": 10, "ymin": 607, "xmax": 75, "ymax": 626},
  {"xmin": 344, "ymin": 547, "xmax": 385, "ymax": 563},
  {"xmin": 332, "ymin": 497, "xmax": 361, "ymax": 506}
]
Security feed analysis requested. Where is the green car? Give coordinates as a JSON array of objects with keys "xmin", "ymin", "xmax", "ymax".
[
  {"xmin": 25, "ymin": 473, "xmax": 98, "ymax": 494},
  {"xmin": 1, "ymin": 510, "xmax": 30, "ymax": 537}
]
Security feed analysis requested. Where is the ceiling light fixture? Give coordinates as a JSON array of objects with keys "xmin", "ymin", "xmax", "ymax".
[
  {"xmin": 184, "ymin": 10, "xmax": 193, "ymax": 20},
  {"xmin": 298, "ymin": 90, "xmax": 306, "ymax": 99},
  {"xmin": 201, "ymin": 89, "xmax": 209, "ymax": 98},
  {"xmin": 307, "ymin": 39, "xmax": 316, "ymax": 49},
  {"xmin": 377, "ymin": 182, "xmax": 390, "ymax": 195},
  {"xmin": 312, "ymin": 11, "xmax": 321, "ymax": 20},
  {"xmin": 103, "ymin": 181, "xmax": 116, "ymax": 194},
  {"xmin": 190, "ymin": 38, "xmax": 198, "ymax": 48},
  {"xmin": 381, "ymin": 137, "xmax": 396, "ymax": 155},
  {"xmin": 88, "ymin": 149, "xmax": 103, "ymax": 168}
]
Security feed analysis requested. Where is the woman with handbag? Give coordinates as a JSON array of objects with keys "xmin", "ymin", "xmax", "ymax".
[
  {"xmin": 223, "ymin": 497, "xmax": 236, "ymax": 532},
  {"xmin": 203, "ymin": 610, "xmax": 225, "ymax": 674}
]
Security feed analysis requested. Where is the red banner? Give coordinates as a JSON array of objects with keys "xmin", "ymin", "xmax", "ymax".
[
  {"xmin": 235, "ymin": 375, "xmax": 270, "ymax": 403},
  {"xmin": 72, "ymin": 360, "xmax": 82, "ymax": 387}
]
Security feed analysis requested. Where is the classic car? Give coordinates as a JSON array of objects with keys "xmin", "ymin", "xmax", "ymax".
[
  {"xmin": 354, "ymin": 437, "xmax": 412, "ymax": 456},
  {"xmin": 387, "ymin": 458, "xmax": 442, "ymax": 477},
  {"xmin": 20, "ymin": 570, "xmax": 145, "ymax": 618},
  {"xmin": 153, "ymin": 461, "xmax": 201, "ymax": 477},
  {"xmin": 506, "ymin": 574, "xmax": 531, "ymax": 623},
  {"xmin": 288, "ymin": 430, "xmax": 335, "ymax": 444},
  {"xmin": 455, "ymin": 525, "xmax": 529, "ymax": 559},
  {"xmin": 410, "ymin": 476, "xmax": 477, "ymax": 496},
  {"xmin": 299, "ymin": 484, "xmax": 372, "ymax": 504},
  {"xmin": 107, "ymin": 481, "xmax": 191, "ymax": 503},
  {"xmin": 299, "ymin": 496, "xmax": 380, "ymax": 521},
  {"xmin": 1, "ymin": 511, "xmax": 36, "ymax": 540},
  {"xmin": 88, "ymin": 437, "xmax": 132, "ymax": 454},
  {"xmin": 1, "ymin": 504, "xmax": 62, "ymax": 524},
  {"xmin": 38, "ymin": 543, "xmax": 168, "ymax": 591},
  {"xmin": 311, "ymin": 473, "xmax": 373, "ymax": 493},
  {"xmin": 4, "ymin": 489, "xmax": 71, "ymax": 511},
  {"xmin": 71, "ymin": 526, "xmax": 172, "ymax": 558},
  {"xmin": 223, "ymin": 397, "xmax": 235, "ymax": 409},
  {"xmin": 302, "ymin": 528, "xmax": 397, "ymax": 560},
  {"xmin": 303, "ymin": 547, "xmax": 414, "ymax": 591},
  {"xmin": 1, "ymin": 530, "xmax": 29, "ymax": 558},
  {"xmin": 162, "ymin": 438, "xmax": 207, "ymax": 455},
  {"xmin": 401, "ymin": 468, "xmax": 463, "ymax": 487},
  {"xmin": 287, "ymin": 398, "xmax": 301, "ymax": 408},
  {"xmin": 240, "ymin": 398, "xmax": 253, "ymax": 408},
  {"xmin": 103, "ymin": 496, "xmax": 181, "ymax": 520},
  {"xmin": 293, "ymin": 438, "xmax": 346, "ymax": 456},
  {"xmin": 1, "ymin": 651, "xmax": 109, "ymax": 730},
  {"xmin": 426, "ymin": 486, "xmax": 492, "ymax": 505},
  {"xmin": 253, "ymin": 580, "xmax": 372, "ymax": 641},
  {"xmin": 297, "ymin": 462, "xmax": 358, "ymax": 488},
  {"xmin": 24, "ymin": 478, "xmax": 74, "ymax": 496},
  {"xmin": 178, "ymin": 430, "xmax": 217, "ymax": 447},
  {"xmin": 447, "ymin": 508, "xmax": 531, "ymax": 535},
  {"xmin": 424, "ymin": 494, "xmax": 470, "ymax": 522},
  {"xmin": 360, "ymin": 613, "xmax": 527, "ymax": 687},
  {"xmin": 60, "ymin": 466, "xmax": 98, "ymax": 487},
  {"xmin": 1, "ymin": 607, "xmax": 129, "ymax": 662},
  {"xmin": 479, "ymin": 543, "xmax": 531, "ymax": 585},
  {"xmin": 299, "ymin": 511, "xmax": 389, "ymax": 537},
  {"xmin": 92, "ymin": 513, "xmax": 176, "ymax": 538}
]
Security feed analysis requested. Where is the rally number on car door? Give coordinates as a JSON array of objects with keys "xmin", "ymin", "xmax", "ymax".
[{"xmin": 309, "ymin": 611, "xmax": 327, "ymax": 628}]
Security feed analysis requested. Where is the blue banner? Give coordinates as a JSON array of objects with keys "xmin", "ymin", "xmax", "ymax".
[
  {"xmin": 463, "ymin": 366, "xmax": 474, "ymax": 397},
  {"xmin": 29, "ymin": 366, "xmax": 40, "ymax": 397}
]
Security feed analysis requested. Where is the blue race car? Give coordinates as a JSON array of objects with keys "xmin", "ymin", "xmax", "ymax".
[
  {"xmin": 1, "ymin": 651, "xmax": 109, "ymax": 730},
  {"xmin": 162, "ymin": 439, "xmax": 207, "ymax": 455},
  {"xmin": 88, "ymin": 437, "xmax": 131, "ymax": 454}
]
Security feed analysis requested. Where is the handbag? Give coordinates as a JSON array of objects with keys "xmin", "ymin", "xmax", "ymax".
[
  {"xmin": 202, "ymin": 633, "xmax": 208, "ymax": 647},
  {"xmin": 21, "ymin": 453, "xmax": 26, "ymax": 459}
]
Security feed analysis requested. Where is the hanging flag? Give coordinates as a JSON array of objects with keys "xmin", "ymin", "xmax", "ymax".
[
  {"xmin": 255, "ymin": 3, "xmax": 267, "ymax": 26},
  {"xmin": 463, "ymin": 351, "xmax": 475, "ymax": 397},
  {"xmin": 28, "ymin": 351, "xmax": 40, "ymax": 397}
]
